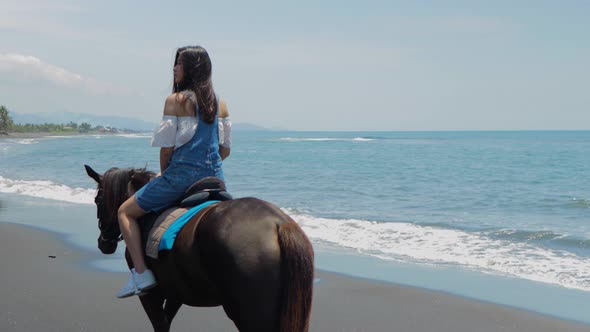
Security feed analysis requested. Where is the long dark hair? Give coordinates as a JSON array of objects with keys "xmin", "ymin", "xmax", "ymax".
[{"xmin": 173, "ymin": 46, "xmax": 217, "ymax": 123}]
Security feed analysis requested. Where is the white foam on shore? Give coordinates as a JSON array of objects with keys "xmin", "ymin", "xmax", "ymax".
[
  {"xmin": 280, "ymin": 137, "xmax": 375, "ymax": 142},
  {"xmin": 0, "ymin": 176, "xmax": 95, "ymax": 204},
  {"xmin": 114, "ymin": 133, "xmax": 151, "ymax": 138},
  {"xmin": 285, "ymin": 209, "xmax": 590, "ymax": 292},
  {"xmin": 15, "ymin": 138, "xmax": 39, "ymax": 144}
]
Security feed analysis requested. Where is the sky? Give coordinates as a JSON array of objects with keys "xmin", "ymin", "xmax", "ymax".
[{"xmin": 0, "ymin": 0, "xmax": 589, "ymax": 131}]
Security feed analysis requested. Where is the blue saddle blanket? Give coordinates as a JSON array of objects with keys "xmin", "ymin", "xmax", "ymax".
[{"xmin": 159, "ymin": 200, "xmax": 219, "ymax": 251}]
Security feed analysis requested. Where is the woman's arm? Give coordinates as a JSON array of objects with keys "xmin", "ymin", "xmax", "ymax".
[
  {"xmin": 219, "ymin": 146, "xmax": 230, "ymax": 160},
  {"xmin": 218, "ymin": 99, "xmax": 231, "ymax": 160},
  {"xmin": 159, "ymin": 147, "xmax": 174, "ymax": 172},
  {"xmin": 154, "ymin": 94, "xmax": 191, "ymax": 173}
]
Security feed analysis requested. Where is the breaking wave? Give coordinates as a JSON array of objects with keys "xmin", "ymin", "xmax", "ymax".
[
  {"xmin": 0, "ymin": 176, "xmax": 95, "ymax": 204},
  {"xmin": 285, "ymin": 209, "xmax": 590, "ymax": 292}
]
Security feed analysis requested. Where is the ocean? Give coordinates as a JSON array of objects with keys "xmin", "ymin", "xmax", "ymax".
[{"xmin": 1, "ymin": 130, "xmax": 589, "ymax": 323}]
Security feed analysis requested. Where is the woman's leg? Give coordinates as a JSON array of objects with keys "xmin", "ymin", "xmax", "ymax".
[
  {"xmin": 116, "ymin": 195, "xmax": 157, "ymax": 298},
  {"xmin": 118, "ymin": 195, "xmax": 148, "ymax": 272}
]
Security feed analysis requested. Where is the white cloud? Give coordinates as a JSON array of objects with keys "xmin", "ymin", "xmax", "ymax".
[
  {"xmin": 0, "ymin": 53, "xmax": 82, "ymax": 85},
  {"xmin": 0, "ymin": 53, "xmax": 135, "ymax": 96}
]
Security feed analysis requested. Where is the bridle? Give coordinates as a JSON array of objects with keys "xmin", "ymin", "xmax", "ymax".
[{"xmin": 95, "ymin": 186, "xmax": 123, "ymax": 244}]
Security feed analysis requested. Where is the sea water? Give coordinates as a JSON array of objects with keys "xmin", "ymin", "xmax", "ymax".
[{"xmin": 1, "ymin": 131, "xmax": 589, "ymax": 323}]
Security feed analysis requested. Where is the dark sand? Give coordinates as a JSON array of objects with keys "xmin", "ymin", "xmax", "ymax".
[{"xmin": 1, "ymin": 222, "xmax": 588, "ymax": 332}]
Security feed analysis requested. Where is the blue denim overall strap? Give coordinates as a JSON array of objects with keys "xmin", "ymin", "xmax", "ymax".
[{"xmin": 169, "ymin": 98, "xmax": 222, "ymax": 172}]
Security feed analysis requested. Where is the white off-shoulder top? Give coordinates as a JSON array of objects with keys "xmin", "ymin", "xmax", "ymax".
[{"xmin": 151, "ymin": 116, "xmax": 232, "ymax": 149}]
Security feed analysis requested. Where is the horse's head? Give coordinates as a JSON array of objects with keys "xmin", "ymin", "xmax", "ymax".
[{"xmin": 84, "ymin": 165, "xmax": 155, "ymax": 254}]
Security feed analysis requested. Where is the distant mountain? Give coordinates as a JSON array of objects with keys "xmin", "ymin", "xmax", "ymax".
[
  {"xmin": 10, "ymin": 111, "xmax": 157, "ymax": 132},
  {"xmin": 10, "ymin": 111, "xmax": 277, "ymax": 132}
]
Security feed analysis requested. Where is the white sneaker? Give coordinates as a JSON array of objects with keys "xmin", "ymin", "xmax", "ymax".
[
  {"xmin": 134, "ymin": 269, "xmax": 157, "ymax": 291},
  {"xmin": 116, "ymin": 269, "xmax": 139, "ymax": 298}
]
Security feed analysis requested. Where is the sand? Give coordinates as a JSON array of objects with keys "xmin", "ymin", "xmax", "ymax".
[{"xmin": 1, "ymin": 222, "xmax": 588, "ymax": 332}]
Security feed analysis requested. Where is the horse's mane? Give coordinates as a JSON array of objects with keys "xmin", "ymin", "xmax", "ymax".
[{"xmin": 102, "ymin": 167, "xmax": 156, "ymax": 222}]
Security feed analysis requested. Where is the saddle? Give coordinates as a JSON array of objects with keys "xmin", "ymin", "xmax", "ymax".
[
  {"xmin": 139, "ymin": 176, "xmax": 232, "ymax": 259},
  {"xmin": 180, "ymin": 176, "xmax": 233, "ymax": 207}
]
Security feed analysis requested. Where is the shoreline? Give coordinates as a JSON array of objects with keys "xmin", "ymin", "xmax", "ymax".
[
  {"xmin": 0, "ymin": 131, "xmax": 91, "ymax": 139},
  {"xmin": 1, "ymin": 221, "xmax": 589, "ymax": 331},
  {"xmin": 0, "ymin": 131, "xmax": 148, "ymax": 139}
]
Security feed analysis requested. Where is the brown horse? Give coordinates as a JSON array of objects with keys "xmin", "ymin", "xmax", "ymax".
[{"xmin": 84, "ymin": 165, "xmax": 314, "ymax": 332}]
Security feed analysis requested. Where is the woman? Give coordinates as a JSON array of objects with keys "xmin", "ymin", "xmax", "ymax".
[{"xmin": 116, "ymin": 46, "xmax": 232, "ymax": 298}]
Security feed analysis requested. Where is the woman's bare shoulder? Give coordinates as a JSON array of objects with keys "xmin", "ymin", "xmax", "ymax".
[{"xmin": 164, "ymin": 93, "xmax": 195, "ymax": 116}]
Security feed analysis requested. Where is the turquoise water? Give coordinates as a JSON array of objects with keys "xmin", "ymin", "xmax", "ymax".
[{"xmin": 1, "ymin": 131, "xmax": 589, "ymax": 323}]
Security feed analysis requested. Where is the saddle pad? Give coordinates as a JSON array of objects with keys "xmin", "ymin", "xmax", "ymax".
[
  {"xmin": 158, "ymin": 200, "xmax": 219, "ymax": 254},
  {"xmin": 145, "ymin": 207, "xmax": 188, "ymax": 259}
]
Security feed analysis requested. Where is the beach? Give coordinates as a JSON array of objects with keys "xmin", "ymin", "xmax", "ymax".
[{"xmin": 1, "ymin": 222, "xmax": 588, "ymax": 332}]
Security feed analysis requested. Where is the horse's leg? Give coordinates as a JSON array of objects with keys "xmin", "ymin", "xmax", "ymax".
[
  {"xmin": 138, "ymin": 291, "xmax": 172, "ymax": 332},
  {"xmin": 163, "ymin": 298, "xmax": 182, "ymax": 324},
  {"xmin": 221, "ymin": 282, "xmax": 281, "ymax": 332},
  {"xmin": 125, "ymin": 243, "xmax": 174, "ymax": 331}
]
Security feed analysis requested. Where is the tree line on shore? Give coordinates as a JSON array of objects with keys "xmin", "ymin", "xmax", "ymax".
[{"xmin": 0, "ymin": 105, "xmax": 130, "ymax": 134}]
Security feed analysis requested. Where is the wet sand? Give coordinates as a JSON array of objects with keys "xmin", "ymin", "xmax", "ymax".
[{"xmin": 1, "ymin": 222, "xmax": 588, "ymax": 332}]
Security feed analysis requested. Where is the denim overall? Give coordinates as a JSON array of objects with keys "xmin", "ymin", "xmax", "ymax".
[{"xmin": 135, "ymin": 103, "xmax": 224, "ymax": 213}]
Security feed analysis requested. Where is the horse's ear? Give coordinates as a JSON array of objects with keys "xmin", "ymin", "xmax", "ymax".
[{"xmin": 84, "ymin": 165, "xmax": 102, "ymax": 184}]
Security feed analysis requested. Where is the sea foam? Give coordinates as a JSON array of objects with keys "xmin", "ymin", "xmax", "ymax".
[
  {"xmin": 0, "ymin": 176, "xmax": 95, "ymax": 205},
  {"xmin": 15, "ymin": 138, "xmax": 39, "ymax": 145},
  {"xmin": 285, "ymin": 209, "xmax": 590, "ymax": 292},
  {"xmin": 114, "ymin": 133, "xmax": 152, "ymax": 139},
  {"xmin": 280, "ymin": 137, "xmax": 375, "ymax": 142}
]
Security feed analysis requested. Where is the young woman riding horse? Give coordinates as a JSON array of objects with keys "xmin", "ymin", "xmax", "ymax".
[{"xmin": 86, "ymin": 165, "xmax": 314, "ymax": 332}]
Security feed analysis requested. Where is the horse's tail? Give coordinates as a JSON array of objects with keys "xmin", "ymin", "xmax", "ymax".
[{"xmin": 277, "ymin": 221, "xmax": 314, "ymax": 332}]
